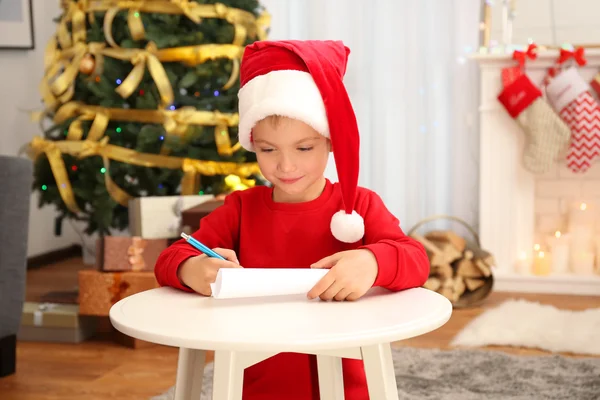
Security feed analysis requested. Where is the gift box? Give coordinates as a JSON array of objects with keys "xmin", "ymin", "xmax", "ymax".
[
  {"xmin": 78, "ymin": 270, "xmax": 159, "ymax": 316},
  {"xmin": 128, "ymin": 195, "xmax": 215, "ymax": 239},
  {"xmin": 17, "ymin": 302, "xmax": 97, "ymax": 343},
  {"xmin": 181, "ymin": 199, "xmax": 225, "ymax": 233},
  {"xmin": 96, "ymin": 236, "xmax": 168, "ymax": 272}
]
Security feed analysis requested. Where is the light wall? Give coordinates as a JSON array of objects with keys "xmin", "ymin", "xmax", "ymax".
[{"xmin": 0, "ymin": 0, "xmax": 80, "ymax": 257}]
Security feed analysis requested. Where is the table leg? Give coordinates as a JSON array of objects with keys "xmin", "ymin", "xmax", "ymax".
[
  {"xmin": 212, "ymin": 350, "xmax": 244, "ymax": 400},
  {"xmin": 361, "ymin": 343, "xmax": 399, "ymax": 400},
  {"xmin": 316, "ymin": 354, "xmax": 345, "ymax": 399},
  {"xmin": 173, "ymin": 348, "xmax": 206, "ymax": 400}
]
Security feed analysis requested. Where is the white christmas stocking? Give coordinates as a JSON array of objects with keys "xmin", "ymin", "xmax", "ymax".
[
  {"xmin": 546, "ymin": 67, "xmax": 600, "ymax": 172},
  {"xmin": 497, "ymin": 74, "xmax": 571, "ymax": 174}
]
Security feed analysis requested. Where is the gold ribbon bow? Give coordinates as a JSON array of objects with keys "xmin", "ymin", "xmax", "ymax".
[
  {"xmin": 54, "ymin": 101, "xmax": 109, "ymax": 141},
  {"xmin": 156, "ymin": 43, "xmax": 243, "ymax": 90},
  {"xmin": 103, "ymin": 6, "xmax": 146, "ymax": 48},
  {"xmin": 47, "ymin": 42, "xmax": 106, "ymax": 104},
  {"xmin": 57, "ymin": 0, "xmax": 88, "ymax": 50},
  {"xmin": 180, "ymin": 157, "xmax": 261, "ymax": 195},
  {"xmin": 162, "ymin": 106, "xmax": 197, "ymax": 136},
  {"xmin": 213, "ymin": 110, "xmax": 236, "ymax": 156},
  {"xmin": 170, "ymin": 0, "xmax": 203, "ymax": 23},
  {"xmin": 103, "ymin": 42, "xmax": 174, "ymax": 107},
  {"xmin": 29, "ymin": 137, "xmax": 82, "ymax": 214}
]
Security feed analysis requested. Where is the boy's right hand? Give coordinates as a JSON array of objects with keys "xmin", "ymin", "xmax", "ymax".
[{"xmin": 177, "ymin": 248, "xmax": 241, "ymax": 296}]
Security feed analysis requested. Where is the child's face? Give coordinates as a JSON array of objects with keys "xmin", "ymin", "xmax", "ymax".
[{"xmin": 252, "ymin": 116, "xmax": 330, "ymax": 202}]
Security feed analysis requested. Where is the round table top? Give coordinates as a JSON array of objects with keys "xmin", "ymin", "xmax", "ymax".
[{"xmin": 109, "ymin": 286, "xmax": 452, "ymax": 352}]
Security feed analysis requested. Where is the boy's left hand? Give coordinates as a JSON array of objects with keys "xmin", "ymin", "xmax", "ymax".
[{"xmin": 307, "ymin": 249, "xmax": 378, "ymax": 301}]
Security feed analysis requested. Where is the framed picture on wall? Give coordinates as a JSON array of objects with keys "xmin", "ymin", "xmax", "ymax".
[{"xmin": 0, "ymin": 0, "xmax": 34, "ymax": 50}]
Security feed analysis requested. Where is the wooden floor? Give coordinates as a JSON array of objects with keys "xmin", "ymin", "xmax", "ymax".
[{"xmin": 1, "ymin": 257, "xmax": 599, "ymax": 400}]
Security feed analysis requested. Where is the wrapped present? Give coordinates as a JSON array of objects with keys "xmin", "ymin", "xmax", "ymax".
[
  {"xmin": 97, "ymin": 236, "xmax": 168, "ymax": 272},
  {"xmin": 128, "ymin": 195, "xmax": 215, "ymax": 239},
  {"xmin": 78, "ymin": 270, "xmax": 159, "ymax": 316},
  {"xmin": 18, "ymin": 302, "xmax": 97, "ymax": 343},
  {"xmin": 181, "ymin": 198, "xmax": 225, "ymax": 233}
]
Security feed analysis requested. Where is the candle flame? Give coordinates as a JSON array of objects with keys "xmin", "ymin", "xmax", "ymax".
[
  {"xmin": 533, "ymin": 244, "xmax": 541, "ymax": 251},
  {"xmin": 538, "ymin": 251, "xmax": 545, "ymax": 258},
  {"xmin": 580, "ymin": 203, "xmax": 587, "ymax": 211},
  {"xmin": 555, "ymin": 231, "xmax": 561, "ymax": 238}
]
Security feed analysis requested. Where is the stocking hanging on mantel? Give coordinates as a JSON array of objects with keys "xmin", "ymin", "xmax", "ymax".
[
  {"xmin": 546, "ymin": 65, "xmax": 600, "ymax": 173},
  {"xmin": 497, "ymin": 74, "xmax": 571, "ymax": 174}
]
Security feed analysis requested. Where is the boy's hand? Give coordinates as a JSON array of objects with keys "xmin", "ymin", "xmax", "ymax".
[
  {"xmin": 177, "ymin": 248, "xmax": 241, "ymax": 296},
  {"xmin": 307, "ymin": 249, "xmax": 378, "ymax": 301}
]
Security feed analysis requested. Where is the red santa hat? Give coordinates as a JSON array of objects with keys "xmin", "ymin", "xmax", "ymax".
[{"xmin": 237, "ymin": 40, "xmax": 364, "ymax": 243}]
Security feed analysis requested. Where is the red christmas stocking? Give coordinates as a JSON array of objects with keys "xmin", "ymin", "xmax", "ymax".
[
  {"xmin": 546, "ymin": 67, "xmax": 600, "ymax": 172},
  {"xmin": 498, "ymin": 74, "xmax": 571, "ymax": 174}
]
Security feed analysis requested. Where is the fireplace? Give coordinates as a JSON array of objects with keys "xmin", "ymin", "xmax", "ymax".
[{"xmin": 472, "ymin": 49, "xmax": 600, "ymax": 295}]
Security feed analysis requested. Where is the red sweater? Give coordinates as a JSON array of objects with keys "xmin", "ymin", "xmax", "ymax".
[{"xmin": 154, "ymin": 179, "xmax": 429, "ymax": 399}]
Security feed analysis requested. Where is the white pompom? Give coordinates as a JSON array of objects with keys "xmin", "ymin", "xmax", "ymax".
[{"xmin": 330, "ymin": 210, "xmax": 365, "ymax": 243}]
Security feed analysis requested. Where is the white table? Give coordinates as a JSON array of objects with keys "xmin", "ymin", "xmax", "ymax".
[{"xmin": 109, "ymin": 286, "xmax": 452, "ymax": 400}]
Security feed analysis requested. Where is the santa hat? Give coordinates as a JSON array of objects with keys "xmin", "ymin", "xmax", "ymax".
[{"xmin": 237, "ymin": 40, "xmax": 364, "ymax": 243}]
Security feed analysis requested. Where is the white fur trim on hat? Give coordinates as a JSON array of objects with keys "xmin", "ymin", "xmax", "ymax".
[
  {"xmin": 238, "ymin": 70, "xmax": 329, "ymax": 151},
  {"xmin": 330, "ymin": 210, "xmax": 365, "ymax": 243}
]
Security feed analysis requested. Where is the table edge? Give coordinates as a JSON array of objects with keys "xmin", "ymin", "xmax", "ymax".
[{"xmin": 109, "ymin": 289, "xmax": 453, "ymax": 352}]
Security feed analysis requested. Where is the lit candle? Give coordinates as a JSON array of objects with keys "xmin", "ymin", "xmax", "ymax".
[
  {"xmin": 515, "ymin": 251, "xmax": 531, "ymax": 274},
  {"xmin": 546, "ymin": 231, "xmax": 570, "ymax": 274},
  {"xmin": 568, "ymin": 202, "xmax": 595, "ymax": 243},
  {"xmin": 533, "ymin": 251, "xmax": 551, "ymax": 276},
  {"xmin": 571, "ymin": 251, "xmax": 595, "ymax": 275},
  {"xmin": 568, "ymin": 202, "xmax": 595, "ymax": 268}
]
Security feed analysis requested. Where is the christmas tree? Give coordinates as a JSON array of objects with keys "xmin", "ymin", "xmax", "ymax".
[{"xmin": 28, "ymin": 0, "xmax": 269, "ymax": 235}]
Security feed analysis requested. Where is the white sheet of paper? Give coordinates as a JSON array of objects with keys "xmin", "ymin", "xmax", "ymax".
[{"xmin": 210, "ymin": 268, "xmax": 329, "ymax": 299}]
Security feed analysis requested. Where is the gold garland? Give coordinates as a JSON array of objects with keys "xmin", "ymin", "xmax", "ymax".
[
  {"xmin": 57, "ymin": 0, "xmax": 270, "ymax": 51},
  {"xmin": 42, "ymin": 40, "xmax": 246, "ymax": 111},
  {"xmin": 28, "ymin": 136, "xmax": 260, "ymax": 213},
  {"xmin": 46, "ymin": 0, "xmax": 270, "ymax": 110},
  {"xmin": 49, "ymin": 102, "xmax": 240, "ymax": 155}
]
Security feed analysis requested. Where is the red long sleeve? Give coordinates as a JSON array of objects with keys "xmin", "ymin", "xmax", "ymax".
[
  {"xmin": 151, "ymin": 180, "xmax": 430, "ymax": 400},
  {"xmin": 154, "ymin": 181, "xmax": 430, "ymax": 294},
  {"xmin": 357, "ymin": 190, "xmax": 430, "ymax": 290},
  {"xmin": 153, "ymin": 192, "xmax": 242, "ymax": 291}
]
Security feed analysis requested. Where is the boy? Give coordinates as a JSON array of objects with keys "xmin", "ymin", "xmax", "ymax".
[{"xmin": 154, "ymin": 40, "xmax": 429, "ymax": 400}]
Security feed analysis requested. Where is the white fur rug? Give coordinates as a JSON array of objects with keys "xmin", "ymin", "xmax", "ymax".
[{"xmin": 450, "ymin": 298, "xmax": 600, "ymax": 356}]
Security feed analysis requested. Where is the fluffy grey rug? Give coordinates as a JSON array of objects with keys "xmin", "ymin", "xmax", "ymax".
[{"xmin": 152, "ymin": 347, "xmax": 600, "ymax": 400}]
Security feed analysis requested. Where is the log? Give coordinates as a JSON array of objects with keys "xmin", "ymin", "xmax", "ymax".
[
  {"xmin": 475, "ymin": 259, "xmax": 492, "ymax": 277},
  {"xmin": 434, "ymin": 242, "xmax": 463, "ymax": 265},
  {"xmin": 412, "ymin": 234, "xmax": 463, "ymax": 267},
  {"xmin": 464, "ymin": 278, "xmax": 486, "ymax": 291},
  {"xmin": 455, "ymin": 258, "xmax": 484, "ymax": 278},
  {"xmin": 433, "ymin": 263, "xmax": 454, "ymax": 280},
  {"xmin": 465, "ymin": 240, "xmax": 494, "ymax": 265},
  {"xmin": 439, "ymin": 286, "xmax": 454, "ymax": 300},
  {"xmin": 453, "ymin": 278, "xmax": 466, "ymax": 299},
  {"xmin": 411, "ymin": 234, "xmax": 446, "ymax": 266},
  {"xmin": 424, "ymin": 277, "xmax": 441, "ymax": 292},
  {"xmin": 424, "ymin": 230, "xmax": 467, "ymax": 253}
]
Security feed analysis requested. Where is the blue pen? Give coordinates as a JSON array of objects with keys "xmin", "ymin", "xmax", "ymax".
[{"xmin": 180, "ymin": 232, "xmax": 226, "ymax": 260}]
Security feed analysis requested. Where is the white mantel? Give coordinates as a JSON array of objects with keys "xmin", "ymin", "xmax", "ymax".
[{"xmin": 471, "ymin": 48, "xmax": 600, "ymax": 296}]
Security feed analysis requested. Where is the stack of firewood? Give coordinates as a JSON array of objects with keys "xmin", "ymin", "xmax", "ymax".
[{"xmin": 410, "ymin": 230, "xmax": 495, "ymax": 307}]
